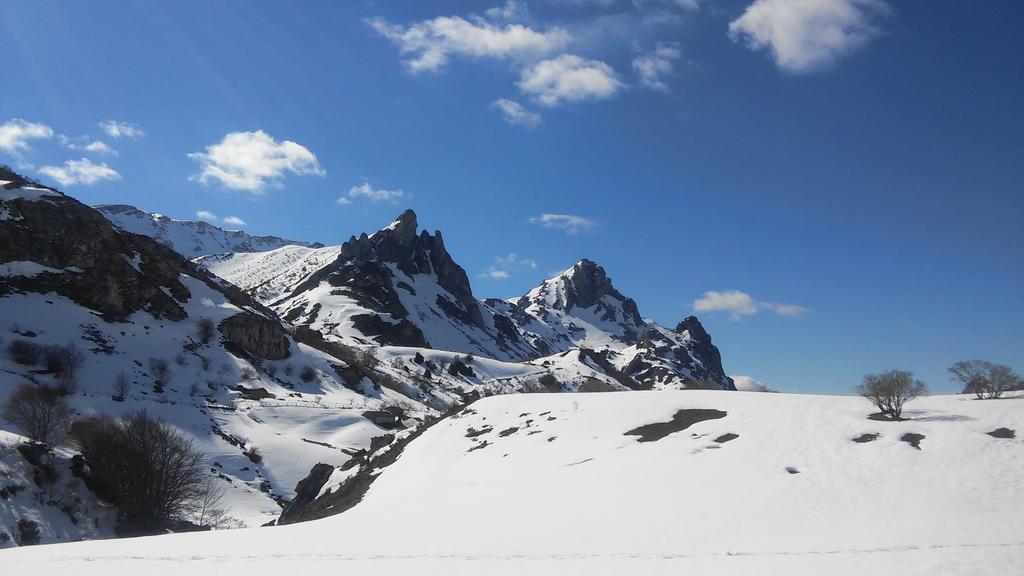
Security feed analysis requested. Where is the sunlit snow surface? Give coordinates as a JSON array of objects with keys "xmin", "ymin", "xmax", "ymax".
[{"xmin": 4, "ymin": 391, "xmax": 1022, "ymax": 575}]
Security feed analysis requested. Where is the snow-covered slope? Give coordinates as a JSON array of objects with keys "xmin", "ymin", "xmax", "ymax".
[
  {"xmin": 4, "ymin": 391, "xmax": 1022, "ymax": 574},
  {"xmin": 203, "ymin": 210, "xmax": 734, "ymax": 390},
  {"xmin": 96, "ymin": 204, "xmax": 321, "ymax": 259},
  {"xmin": 0, "ymin": 168, "xmax": 440, "ymax": 542}
]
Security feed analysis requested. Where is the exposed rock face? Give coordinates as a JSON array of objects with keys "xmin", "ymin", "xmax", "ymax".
[
  {"xmin": 1, "ymin": 168, "xmax": 190, "ymax": 320},
  {"xmin": 277, "ymin": 463, "xmax": 335, "ymax": 525},
  {"xmin": 218, "ymin": 312, "xmax": 291, "ymax": 360}
]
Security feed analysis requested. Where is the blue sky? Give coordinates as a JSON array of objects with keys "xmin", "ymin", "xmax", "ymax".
[{"xmin": 1, "ymin": 0, "xmax": 1021, "ymax": 394}]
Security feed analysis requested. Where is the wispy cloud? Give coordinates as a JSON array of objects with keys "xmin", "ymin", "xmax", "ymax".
[
  {"xmin": 633, "ymin": 42, "xmax": 681, "ymax": 91},
  {"xmin": 0, "ymin": 119, "xmax": 53, "ymax": 156},
  {"xmin": 59, "ymin": 135, "xmax": 117, "ymax": 156},
  {"xmin": 222, "ymin": 216, "xmax": 247, "ymax": 227},
  {"xmin": 729, "ymin": 0, "xmax": 890, "ymax": 74},
  {"xmin": 492, "ymin": 98, "xmax": 541, "ymax": 128},
  {"xmin": 38, "ymin": 158, "xmax": 121, "ymax": 187},
  {"xmin": 367, "ymin": 10, "xmax": 569, "ymax": 73},
  {"xmin": 529, "ymin": 213, "xmax": 597, "ymax": 234},
  {"xmin": 479, "ymin": 252, "xmax": 538, "ymax": 280},
  {"xmin": 518, "ymin": 55, "xmax": 623, "ymax": 106},
  {"xmin": 196, "ymin": 210, "xmax": 218, "ymax": 222},
  {"xmin": 692, "ymin": 289, "xmax": 808, "ymax": 320},
  {"xmin": 731, "ymin": 375, "xmax": 778, "ymax": 392},
  {"xmin": 196, "ymin": 210, "xmax": 247, "ymax": 228},
  {"xmin": 338, "ymin": 182, "xmax": 407, "ymax": 205},
  {"xmin": 188, "ymin": 130, "xmax": 324, "ymax": 194},
  {"xmin": 99, "ymin": 120, "xmax": 145, "ymax": 139}
]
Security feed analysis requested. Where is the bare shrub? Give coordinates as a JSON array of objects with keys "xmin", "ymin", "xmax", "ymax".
[
  {"xmin": 149, "ymin": 358, "xmax": 171, "ymax": 393},
  {"xmin": 2, "ymin": 384, "xmax": 72, "ymax": 445},
  {"xmin": 949, "ymin": 360, "xmax": 1021, "ymax": 399},
  {"xmin": 7, "ymin": 339, "xmax": 42, "ymax": 366},
  {"xmin": 299, "ymin": 365, "xmax": 317, "ymax": 383},
  {"xmin": 69, "ymin": 411, "xmax": 209, "ymax": 535},
  {"xmin": 197, "ymin": 318, "xmax": 216, "ymax": 345},
  {"xmin": 856, "ymin": 370, "xmax": 927, "ymax": 420},
  {"xmin": 113, "ymin": 372, "xmax": 130, "ymax": 401},
  {"xmin": 284, "ymin": 364, "xmax": 294, "ymax": 376},
  {"xmin": 189, "ymin": 383, "xmax": 200, "ymax": 396},
  {"xmin": 174, "ymin": 353, "xmax": 187, "ymax": 366},
  {"xmin": 240, "ymin": 366, "xmax": 258, "ymax": 381}
]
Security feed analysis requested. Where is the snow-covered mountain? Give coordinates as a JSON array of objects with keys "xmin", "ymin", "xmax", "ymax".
[
  {"xmin": 0, "ymin": 167, "xmax": 444, "ymax": 542},
  {"xmin": 203, "ymin": 209, "xmax": 734, "ymax": 390},
  {"xmin": 95, "ymin": 204, "xmax": 322, "ymax": 259},
  {"xmin": 5, "ymin": 390, "xmax": 1023, "ymax": 575}
]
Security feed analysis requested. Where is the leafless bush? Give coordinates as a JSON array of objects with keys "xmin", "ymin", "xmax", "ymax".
[
  {"xmin": 2, "ymin": 384, "xmax": 72, "ymax": 445},
  {"xmin": 197, "ymin": 318, "xmax": 216, "ymax": 345},
  {"xmin": 113, "ymin": 372, "xmax": 130, "ymax": 401},
  {"xmin": 174, "ymin": 353, "xmax": 187, "ymax": 366},
  {"xmin": 284, "ymin": 364, "xmax": 294, "ymax": 376},
  {"xmin": 856, "ymin": 370, "xmax": 927, "ymax": 420},
  {"xmin": 949, "ymin": 360, "xmax": 1021, "ymax": 399},
  {"xmin": 189, "ymin": 383, "xmax": 200, "ymax": 396},
  {"xmin": 241, "ymin": 366, "xmax": 258, "ymax": 381},
  {"xmin": 69, "ymin": 411, "xmax": 209, "ymax": 535},
  {"xmin": 299, "ymin": 365, "xmax": 317, "ymax": 383},
  {"xmin": 7, "ymin": 339, "xmax": 42, "ymax": 365},
  {"xmin": 149, "ymin": 358, "xmax": 171, "ymax": 393}
]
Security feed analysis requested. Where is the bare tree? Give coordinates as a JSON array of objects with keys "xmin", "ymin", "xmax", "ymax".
[
  {"xmin": 856, "ymin": 370, "xmax": 927, "ymax": 420},
  {"xmin": 7, "ymin": 339, "xmax": 42, "ymax": 365},
  {"xmin": 149, "ymin": 358, "xmax": 171, "ymax": 393},
  {"xmin": 949, "ymin": 360, "xmax": 1021, "ymax": 399},
  {"xmin": 2, "ymin": 384, "xmax": 71, "ymax": 445},
  {"xmin": 191, "ymin": 476, "xmax": 228, "ymax": 528},
  {"xmin": 69, "ymin": 411, "xmax": 207, "ymax": 535},
  {"xmin": 113, "ymin": 372, "xmax": 131, "ymax": 401}
]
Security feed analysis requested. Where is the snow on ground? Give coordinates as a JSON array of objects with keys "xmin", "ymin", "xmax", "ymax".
[{"xmin": 3, "ymin": 390, "xmax": 1021, "ymax": 574}]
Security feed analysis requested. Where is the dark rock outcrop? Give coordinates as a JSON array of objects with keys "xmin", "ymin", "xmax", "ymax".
[{"xmin": 218, "ymin": 313, "xmax": 291, "ymax": 360}]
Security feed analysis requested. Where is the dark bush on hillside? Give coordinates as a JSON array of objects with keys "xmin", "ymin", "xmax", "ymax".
[
  {"xmin": 43, "ymin": 342, "xmax": 85, "ymax": 394},
  {"xmin": 7, "ymin": 339, "xmax": 42, "ymax": 366},
  {"xmin": 949, "ymin": 360, "xmax": 1021, "ymax": 399},
  {"xmin": 197, "ymin": 318, "xmax": 216, "ymax": 345},
  {"xmin": 15, "ymin": 518, "xmax": 40, "ymax": 546},
  {"xmin": 856, "ymin": 370, "xmax": 926, "ymax": 420},
  {"xmin": 2, "ymin": 384, "xmax": 71, "ymax": 445},
  {"xmin": 69, "ymin": 411, "xmax": 210, "ymax": 535},
  {"xmin": 149, "ymin": 358, "xmax": 171, "ymax": 393},
  {"xmin": 299, "ymin": 365, "xmax": 317, "ymax": 383},
  {"xmin": 113, "ymin": 372, "xmax": 130, "ymax": 401}
]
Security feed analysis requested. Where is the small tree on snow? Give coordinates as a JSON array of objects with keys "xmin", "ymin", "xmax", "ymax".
[
  {"xmin": 856, "ymin": 370, "xmax": 926, "ymax": 420},
  {"xmin": 948, "ymin": 360, "xmax": 1021, "ymax": 399},
  {"xmin": 149, "ymin": 358, "xmax": 171, "ymax": 393},
  {"xmin": 113, "ymin": 372, "xmax": 131, "ymax": 401},
  {"xmin": 2, "ymin": 384, "xmax": 71, "ymax": 445}
]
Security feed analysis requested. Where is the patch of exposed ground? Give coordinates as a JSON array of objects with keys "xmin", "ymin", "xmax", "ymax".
[
  {"xmin": 624, "ymin": 409, "xmax": 727, "ymax": 443},
  {"xmin": 852, "ymin": 433, "xmax": 880, "ymax": 444},
  {"xmin": 901, "ymin": 433, "xmax": 925, "ymax": 450},
  {"xmin": 987, "ymin": 428, "xmax": 1015, "ymax": 439},
  {"xmin": 713, "ymin": 433, "xmax": 739, "ymax": 444}
]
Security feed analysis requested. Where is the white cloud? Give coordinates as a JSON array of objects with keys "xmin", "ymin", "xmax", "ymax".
[
  {"xmin": 485, "ymin": 0, "xmax": 528, "ymax": 21},
  {"xmin": 223, "ymin": 216, "xmax": 247, "ymax": 227},
  {"xmin": 341, "ymin": 182, "xmax": 407, "ymax": 204},
  {"xmin": 728, "ymin": 0, "xmax": 890, "ymax": 74},
  {"xmin": 481, "ymin": 268, "xmax": 511, "ymax": 280},
  {"xmin": 38, "ymin": 158, "xmax": 121, "ymax": 187},
  {"xmin": 188, "ymin": 130, "xmax": 324, "ymax": 193},
  {"xmin": 492, "ymin": 98, "xmax": 542, "ymax": 128},
  {"xmin": 731, "ymin": 375, "xmax": 778, "ymax": 392},
  {"xmin": 692, "ymin": 289, "xmax": 808, "ymax": 320},
  {"xmin": 633, "ymin": 43, "xmax": 681, "ymax": 91},
  {"xmin": 529, "ymin": 213, "xmax": 597, "ymax": 234},
  {"xmin": 368, "ymin": 11, "xmax": 569, "ymax": 73},
  {"xmin": 0, "ymin": 119, "xmax": 53, "ymax": 156},
  {"xmin": 518, "ymin": 55, "xmax": 623, "ymax": 106},
  {"xmin": 761, "ymin": 301, "xmax": 810, "ymax": 318},
  {"xmin": 196, "ymin": 210, "xmax": 218, "ymax": 221},
  {"xmin": 479, "ymin": 252, "xmax": 538, "ymax": 279},
  {"xmin": 60, "ymin": 136, "xmax": 117, "ymax": 156},
  {"xmin": 634, "ymin": 0, "xmax": 701, "ymax": 11},
  {"xmin": 99, "ymin": 120, "xmax": 145, "ymax": 139}
]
